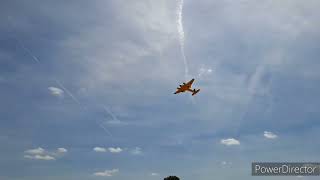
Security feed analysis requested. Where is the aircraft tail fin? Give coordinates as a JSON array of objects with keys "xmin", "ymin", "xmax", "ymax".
[{"xmin": 192, "ymin": 89, "xmax": 200, "ymax": 96}]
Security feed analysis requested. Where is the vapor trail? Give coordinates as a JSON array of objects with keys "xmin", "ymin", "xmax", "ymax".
[
  {"xmin": 7, "ymin": 16, "xmax": 40, "ymax": 63},
  {"xmin": 55, "ymin": 80, "xmax": 113, "ymax": 137},
  {"xmin": 7, "ymin": 16, "xmax": 113, "ymax": 137},
  {"xmin": 98, "ymin": 122, "xmax": 113, "ymax": 137},
  {"xmin": 177, "ymin": 0, "xmax": 196, "ymax": 104},
  {"xmin": 54, "ymin": 79, "xmax": 82, "ymax": 107},
  {"xmin": 177, "ymin": 0, "xmax": 189, "ymax": 80},
  {"xmin": 16, "ymin": 39, "xmax": 40, "ymax": 63},
  {"xmin": 103, "ymin": 105, "xmax": 118, "ymax": 121}
]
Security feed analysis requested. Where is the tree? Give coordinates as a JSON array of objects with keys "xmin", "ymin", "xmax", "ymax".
[{"xmin": 164, "ymin": 176, "xmax": 180, "ymax": 180}]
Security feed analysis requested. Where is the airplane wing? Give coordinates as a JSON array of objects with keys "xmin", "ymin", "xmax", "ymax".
[
  {"xmin": 174, "ymin": 87, "xmax": 184, "ymax": 94},
  {"xmin": 185, "ymin": 79, "xmax": 195, "ymax": 87}
]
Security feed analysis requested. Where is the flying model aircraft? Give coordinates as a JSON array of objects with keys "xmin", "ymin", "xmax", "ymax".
[{"xmin": 174, "ymin": 79, "xmax": 200, "ymax": 96}]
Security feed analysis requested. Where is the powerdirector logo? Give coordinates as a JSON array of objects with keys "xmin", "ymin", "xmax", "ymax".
[{"xmin": 252, "ymin": 162, "xmax": 320, "ymax": 176}]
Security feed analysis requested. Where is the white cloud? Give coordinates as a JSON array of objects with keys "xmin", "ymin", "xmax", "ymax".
[
  {"xmin": 198, "ymin": 67, "xmax": 213, "ymax": 77},
  {"xmin": 264, "ymin": 131, "xmax": 278, "ymax": 139},
  {"xmin": 93, "ymin": 147, "xmax": 107, "ymax": 152},
  {"xmin": 25, "ymin": 147, "xmax": 45, "ymax": 155},
  {"xmin": 24, "ymin": 147, "xmax": 66, "ymax": 161},
  {"xmin": 108, "ymin": 147, "xmax": 123, "ymax": 153},
  {"xmin": 151, "ymin": 173, "xmax": 159, "ymax": 176},
  {"xmin": 24, "ymin": 154, "xmax": 55, "ymax": 161},
  {"xmin": 93, "ymin": 147, "xmax": 123, "ymax": 153},
  {"xmin": 93, "ymin": 169, "xmax": 119, "ymax": 177},
  {"xmin": 131, "ymin": 147, "xmax": 142, "ymax": 155},
  {"xmin": 220, "ymin": 138, "xmax": 240, "ymax": 146},
  {"xmin": 48, "ymin": 87, "xmax": 64, "ymax": 97},
  {"xmin": 221, "ymin": 161, "xmax": 232, "ymax": 166},
  {"xmin": 57, "ymin": 148, "xmax": 68, "ymax": 153}
]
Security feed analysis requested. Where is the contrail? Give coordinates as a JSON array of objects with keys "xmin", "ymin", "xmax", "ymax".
[
  {"xmin": 177, "ymin": 1, "xmax": 196, "ymax": 104},
  {"xmin": 55, "ymin": 80, "xmax": 113, "ymax": 137},
  {"xmin": 103, "ymin": 105, "xmax": 118, "ymax": 121},
  {"xmin": 7, "ymin": 16, "xmax": 40, "ymax": 63},
  {"xmin": 15, "ymin": 38, "xmax": 40, "ymax": 63},
  {"xmin": 7, "ymin": 16, "xmax": 112, "ymax": 137},
  {"xmin": 177, "ymin": 0, "xmax": 189, "ymax": 80},
  {"xmin": 16, "ymin": 38, "xmax": 40, "ymax": 63},
  {"xmin": 54, "ymin": 79, "xmax": 82, "ymax": 107},
  {"xmin": 98, "ymin": 122, "xmax": 113, "ymax": 137},
  {"xmin": 9, "ymin": 30, "xmax": 40, "ymax": 63}
]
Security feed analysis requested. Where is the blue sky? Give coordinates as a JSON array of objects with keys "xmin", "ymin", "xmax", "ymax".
[{"xmin": 1, "ymin": 0, "xmax": 320, "ymax": 179}]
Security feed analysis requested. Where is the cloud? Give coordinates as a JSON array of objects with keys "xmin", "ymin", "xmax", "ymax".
[
  {"xmin": 131, "ymin": 147, "xmax": 142, "ymax": 155},
  {"xmin": 221, "ymin": 161, "xmax": 232, "ymax": 166},
  {"xmin": 93, "ymin": 147, "xmax": 107, "ymax": 152},
  {"xmin": 24, "ymin": 147, "xmax": 66, "ymax": 161},
  {"xmin": 108, "ymin": 147, "xmax": 123, "ymax": 153},
  {"xmin": 48, "ymin": 87, "xmax": 64, "ymax": 97},
  {"xmin": 264, "ymin": 131, "xmax": 278, "ymax": 139},
  {"xmin": 220, "ymin": 138, "xmax": 240, "ymax": 146},
  {"xmin": 57, "ymin": 148, "xmax": 68, "ymax": 153},
  {"xmin": 93, "ymin": 147, "xmax": 123, "ymax": 153},
  {"xmin": 151, "ymin": 172, "xmax": 159, "ymax": 176},
  {"xmin": 198, "ymin": 67, "xmax": 213, "ymax": 77},
  {"xmin": 24, "ymin": 154, "xmax": 55, "ymax": 161},
  {"xmin": 24, "ymin": 147, "xmax": 45, "ymax": 155},
  {"xmin": 93, "ymin": 169, "xmax": 119, "ymax": 177}
]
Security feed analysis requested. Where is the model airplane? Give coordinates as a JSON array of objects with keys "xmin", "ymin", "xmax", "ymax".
[{"xmin": 174, "ymin": 79, "xmax": 200, "ymax": 96}]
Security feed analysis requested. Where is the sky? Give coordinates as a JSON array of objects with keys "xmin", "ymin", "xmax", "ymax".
[{"xmin": 0, "ymin": 0, "xmax": 320, "ymax": 179}]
